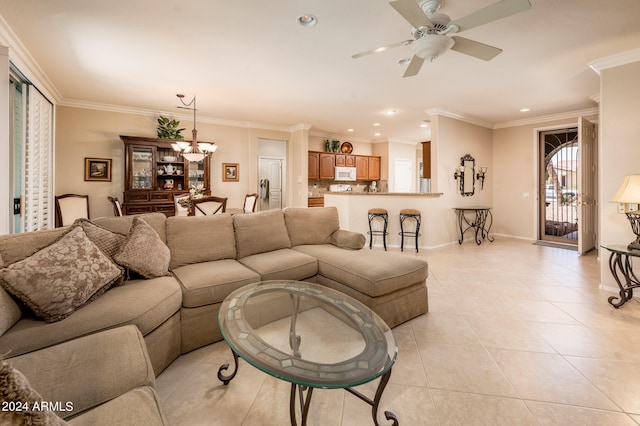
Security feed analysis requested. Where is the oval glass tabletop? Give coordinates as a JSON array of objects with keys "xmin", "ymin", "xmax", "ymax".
[{"xmin": 218, "ymin": 280, "xmax": 397, "ymax": 389}]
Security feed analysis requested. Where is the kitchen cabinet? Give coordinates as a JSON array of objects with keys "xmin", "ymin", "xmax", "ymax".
[
  {"xmin": 121, "ymin": 135, "xmax": 210, "ymax": 216},
  {"xmin": 308, "ymin": 152, "xmax": 319, "ymax": 179},
  {"xmin": 319, "ymin": 153, "xmax": 336, "ymax": 180},
  {"xmin": 308, "ymin": 151, "xmax": 380, "ymax": 181},
  {"xmin": 335, "ymin": 154, "xmax": 356, "ymax": 167},
  {"xmin": 421, "ymin": 141, "xmax": 431, "ymax": 179},
  {"xmin": 308, "ymin": 197, "xmax": 324, "ymax": 208},
  {"xmin": 355, "ymin": 156, "xmax": 369, "ymax": 180},
  {"xmin": 368, "ymin": 156, "xmax": 381, "ymax": 180}
]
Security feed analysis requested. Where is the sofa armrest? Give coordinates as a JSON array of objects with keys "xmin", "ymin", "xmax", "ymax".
[
  {"xmin": 331, "ymin": 229, "xmax": 366, "ymax": 250},
  {"xmin": 7, "ymin": 325, "xmax": 155, "ymax": 420}
]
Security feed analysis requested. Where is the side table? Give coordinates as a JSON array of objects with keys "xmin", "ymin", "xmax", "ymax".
[
  {"xmin": 602, "ymin": 244, "xmax": 640, "ymax": 308},
  {"xmin": 453, "ymin": 206, "xmax": 494, "ymax": 245}
]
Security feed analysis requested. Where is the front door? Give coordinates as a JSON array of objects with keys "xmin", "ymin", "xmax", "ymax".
[{"xmin": 577, "ymin": 117, "xmax": 597, "ymax": 254}]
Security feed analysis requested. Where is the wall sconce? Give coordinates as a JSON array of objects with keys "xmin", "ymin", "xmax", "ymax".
[
  {"xmin": 453, "ymin": 166, "xmax": 464, "ymax": 193},
  {"xmin": 476, "ymin": 167, "xmax": 487, "ymax": 190}
]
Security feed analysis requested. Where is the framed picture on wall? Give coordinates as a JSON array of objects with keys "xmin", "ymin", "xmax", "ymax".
[
  {"xmin": 84, "ymin": 157, "xmax": 112, "ymax": 182},
  {"xmin": 222, "ymin": 163, "xmax": 239, "ymax": 182}
]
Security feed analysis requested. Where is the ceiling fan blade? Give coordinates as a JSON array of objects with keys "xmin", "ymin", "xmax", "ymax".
[
  {"xmin": 352, "ymin": 39, "xmax": 414, "ymax": 59},
  {"xmin": 403, "ymin": 55, "xmax": 425, "ymax": 78},
  {"xmin": 450, "ymin": 36, "xmax": 502, "ymax": 61},
  {"xmin": 389, "ymin": 0, "xmax": 433, "ymax": 29},
  {"xmin": 450, "ymin": 0, "xmax": 531, "ymax": 32}
]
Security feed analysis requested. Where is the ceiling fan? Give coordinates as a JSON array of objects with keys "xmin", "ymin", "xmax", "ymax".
[{"xmin": 352, "ymin": 0, "xmax": 532, "ymax": 77}]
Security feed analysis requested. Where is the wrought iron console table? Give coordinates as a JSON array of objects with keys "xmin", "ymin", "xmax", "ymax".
[{"xmin": 454, "ymin": 206, "xmax": 494, "ymax": 245}]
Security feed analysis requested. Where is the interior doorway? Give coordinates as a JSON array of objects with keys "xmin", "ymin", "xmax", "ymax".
[{"xmin": 257, "ymin": 139, "xmax": 286, "ymax": 211}]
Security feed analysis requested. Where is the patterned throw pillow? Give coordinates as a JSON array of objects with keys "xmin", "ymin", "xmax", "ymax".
[
  {"xmin": 0, "ymin": 357, "xmax": 70, "ymax": 425},
  {"xmin": 74, "ymin": 218, "xmax": 126, "ymax": 261},
  {"xmin": 114, "ymin": 217, "xmax": 170, "ymax": 279},
  {"xmin": 0, "ymin": 226, "xmax": 123, "ymax": 323}
]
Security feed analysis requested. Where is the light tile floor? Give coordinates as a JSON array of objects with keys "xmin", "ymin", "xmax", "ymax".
[{"xmin": 156, "ymin": 238, "xmax": 640, "ymax": 425}]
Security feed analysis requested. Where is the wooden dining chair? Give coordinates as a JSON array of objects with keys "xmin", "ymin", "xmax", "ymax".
[
  {"xmin": 107, "ymin": 196, "xmax": 123, "ymax": 216},
  {"xmin": 228, "ymin": 193, "xmax": 259, "ymax": 214},
  {"xmin": 189, "ymin": 196, "xmax": 228, "ymax": 216},
  {"xmin": 55, "ymin": 194, "xmax": 90, "ymax": 227}
]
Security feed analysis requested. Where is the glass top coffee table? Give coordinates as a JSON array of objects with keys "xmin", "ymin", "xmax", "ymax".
[{"xmin": 217, "ymin": 280, "xmax": 398, "ymax": 425}]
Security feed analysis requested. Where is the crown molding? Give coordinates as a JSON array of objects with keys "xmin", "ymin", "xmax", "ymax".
[
  {"xmin": 493, "ymin": 107, "xmax": 599, "ymax": 129},
  {"xmin": 425, "ymin": 107, "xmax": 493, "ymax": 128},
  {"xmin": 589, "ymin": 48, "xmax": 640, "ymax": 75},
  {"xmin": 0, "ymin": 14, "xmax": 60, "ymax": 102},
  {"xmin": 58, "ymin": 98, "xmax": 294, "ymax": 133},
  {"xmin": 308, "ymin": 129, "xmax": 373, "ymax": 144}
]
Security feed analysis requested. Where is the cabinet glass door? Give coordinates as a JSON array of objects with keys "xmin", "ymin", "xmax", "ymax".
[
  {"xmin": 132, "ymin": 147, "xmax": 153, "ymax": 189},
  {"xmin": 187, "ymin": 159, "xmax": 206, "ymax": 189}
]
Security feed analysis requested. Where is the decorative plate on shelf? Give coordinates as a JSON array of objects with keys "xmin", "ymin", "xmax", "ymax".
[{"xmin": 340, "ymin": 142, "xmax": 353, "ymax": 154}]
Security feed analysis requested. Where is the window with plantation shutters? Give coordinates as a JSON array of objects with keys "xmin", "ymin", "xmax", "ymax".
[{"xmin": 23, "ymin": 87, "xmax": 53, "ymax": 231}]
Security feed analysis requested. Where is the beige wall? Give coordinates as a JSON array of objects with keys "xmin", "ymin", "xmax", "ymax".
[
  {"xmin": 55, "ymin": 106, "xmax": 291, "ymax": 220},
  {"xmin": 598, "ymin": 60, "xmax": 640, "ymax": 289}
]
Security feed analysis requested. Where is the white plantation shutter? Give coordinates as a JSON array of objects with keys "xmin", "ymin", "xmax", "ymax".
[{"xmin": 24, "ymin": 87, "xmax": 53, "ymax": 231}]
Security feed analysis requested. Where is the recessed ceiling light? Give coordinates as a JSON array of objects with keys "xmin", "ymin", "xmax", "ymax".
[
  {"xmin": 347, "ymin": 128, "xmax": 354, "ymax": 132},
  {"xmin": 520, "ymin": 108, "xmax": 530, "ymax": 112},
  {"xmin": 373, "ymin": 123, "xmax": 381, "ymax": 127},
  {"xmin": 374, "ymin": 132, "xmax": 381, "ymax": 137},
  {"xmin": 385, "ymin": 109, "xmax": 397, "ymax": 116},
  {"xmin": 420, "ymin": 122, "xmax": 429, "ymax": 128},
  {"xmin": 297, "ymin": 14, "xmax": 318, "ymax": 27},
  {"xmin": 397, "ymin": 58, "xmax": 411, "ymax": 65}
]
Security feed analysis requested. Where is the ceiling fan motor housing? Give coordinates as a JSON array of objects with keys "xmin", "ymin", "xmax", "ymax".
[{"xmin": 413, "ymin": 34, "xmax": 455, "ymax": 61}]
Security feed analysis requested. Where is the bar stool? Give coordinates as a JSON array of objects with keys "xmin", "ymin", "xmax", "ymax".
[
  {"xmin": 399, "ymin": 209, "xmax": 421, "ymax": 252},
  {"xmin": 367, "ymin": 208, "xmax": 388, "ymax": 251}
]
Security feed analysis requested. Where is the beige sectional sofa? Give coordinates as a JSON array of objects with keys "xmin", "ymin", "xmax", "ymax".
[{"xmin": 0, "ymin": 206, "xmax": 428, "ymax": 423}]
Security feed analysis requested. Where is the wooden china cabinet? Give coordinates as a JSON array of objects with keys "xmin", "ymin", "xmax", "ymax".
[{"xmin": 120, "ymin": 136, "xmax": 211, "ymax": 216}]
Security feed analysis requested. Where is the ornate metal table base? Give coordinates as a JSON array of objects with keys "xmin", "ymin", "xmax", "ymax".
[
  {"xmin": 454, "ymin": 207, "xmax": 494, "ymax": 245},
  {"xmin": 606, "ymin": 250, "xmax": 640, "ymax": 308},
  {"xmin": 218, "ymin": 351, "xmax": 398, "ymax": 426}
]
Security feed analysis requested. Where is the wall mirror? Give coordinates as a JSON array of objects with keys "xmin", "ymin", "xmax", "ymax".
[{"xmin": 459, "ymin": 154, "xmax": 475, "ymax": 196}]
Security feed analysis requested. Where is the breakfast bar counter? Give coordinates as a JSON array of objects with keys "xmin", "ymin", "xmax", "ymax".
[{"xmin": 324, "ymin": 192, "xmax": 461, "ymax": 249}]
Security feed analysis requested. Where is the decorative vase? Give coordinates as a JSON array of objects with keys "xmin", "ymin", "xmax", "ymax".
[
  {"xmin": 332, "ymin": 140, "xmax": 340, "ymax": 152},
  {"xmin": 325, "ymin": 140, "xmax": 331, "ymax": 152}
]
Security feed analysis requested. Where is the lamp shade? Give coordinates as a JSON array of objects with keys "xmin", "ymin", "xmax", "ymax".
[{"xmin": 611, "ymin": 175, "xmax": 640, "ymax": 203}]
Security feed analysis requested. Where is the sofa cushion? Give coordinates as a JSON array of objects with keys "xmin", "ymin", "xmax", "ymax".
[
  {"xmin": 0, "ymin": 226, "xmax": 124, "ymax": 323},
  {"xmin": 172, "ymin": 259, "xmax": 260, "ymax": 308},
  {"xmin": 284, "ymin": 206, "xmax": 340, "ymax": 246},
  {"xmin": 293, "ymin": 245, "xmax": 428, "ymax": 298},
  {"xmin": 0, "ymin": 356, "xmax": 69, "ymax": 425},
  {"xmin": 0, "ymin": 276, "xmax": 181, "ymax": 359},
  {"xmin": 75, "ymin": 218, "xmax": 126, "ymax": 262},
  {"xmin": 238, "ymin": 248, "xmax": 318, "ymax": 281},
  {"xmin": 233, "ymin": 209, "xmax": 291, "ymax": 258},
  {"xmin": 166, "ymin": 215, "xmax": 236, "ymax": 270},
  {"xmin": 114, "ymin": 217, "xmax": 170, "ymax": 279},
  {"xmin": 8, "ymin": 325, "xmax": 157, "ymax": 421},
  {"xmin": 68, "ymin": 386, "xmax": 168, "ymax": 426},
  {"xmin": 92, "ymin": 213, "xmax": 167, "ymax": 243}
]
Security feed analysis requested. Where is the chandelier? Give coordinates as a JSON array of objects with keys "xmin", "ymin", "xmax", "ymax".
[{"xmin": 171, "ymin": 94, "xmax": 217, "ymax": 162}]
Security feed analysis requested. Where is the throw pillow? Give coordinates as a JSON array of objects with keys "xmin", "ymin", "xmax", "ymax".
[
  {"xmin": 114, "ymin": 217, "xmax": 170, "ymax": 278},
  {"xmin": 0, "ymin": 357, "xmax": 70, "ymax": 425},
  {"xmin": 0, "ymin": 226, "xmax": 123, "ymax": 323},
  {"xmin": 74, "ymin": 218, "xmax": 126, "ymax": 262}
]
